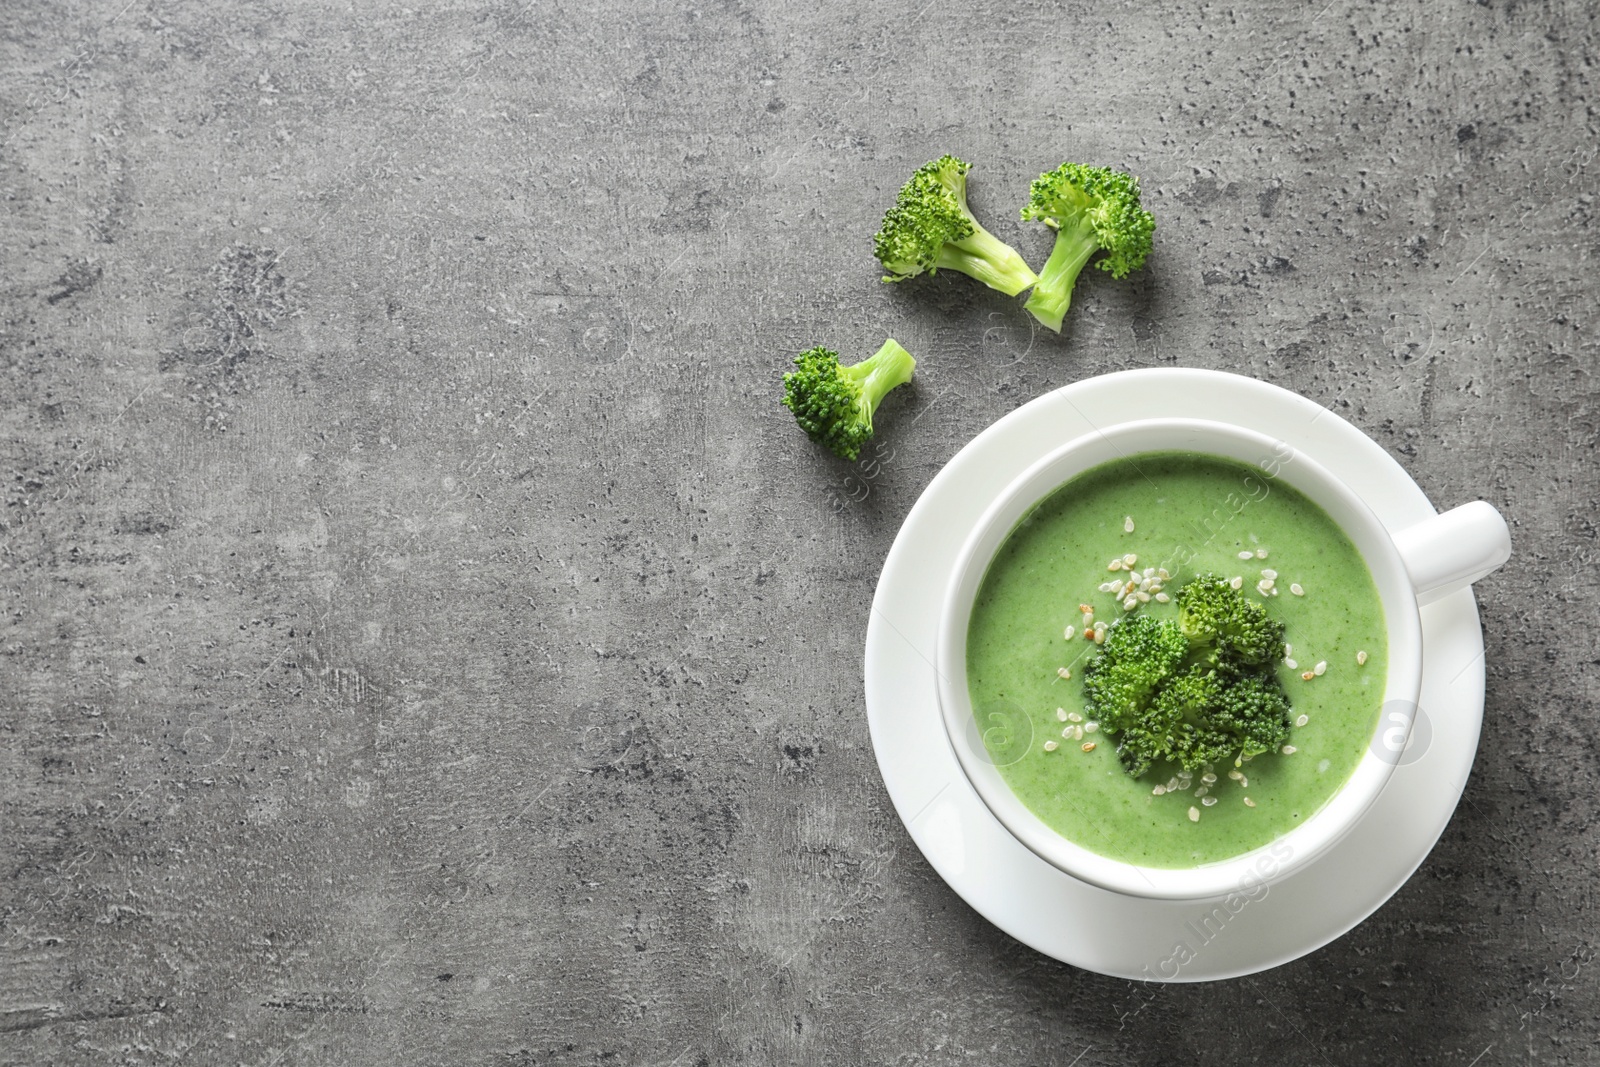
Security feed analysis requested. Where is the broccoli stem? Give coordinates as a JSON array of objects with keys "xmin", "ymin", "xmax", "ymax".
[
  {"xmin": 935, "ymin": 226, "xmax": 1040, "ymax": 297},
  {"xmin": 839, "ymin": 339, "xmax": 917, "ymax": 425},
  {"xmin": 1023, "ymin": 221, "xmax": 1102, "ymax": 332}
]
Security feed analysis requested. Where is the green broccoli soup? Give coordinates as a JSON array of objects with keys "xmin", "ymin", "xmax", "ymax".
[{"xmin": 965, "ymin": 451, "xmax": 1387, "ymax": 868}]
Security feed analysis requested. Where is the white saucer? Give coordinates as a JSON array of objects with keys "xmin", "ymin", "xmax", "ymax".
[{"xmin": 864, "ymin": 368, "xmax": 1485, "ymax": 982}]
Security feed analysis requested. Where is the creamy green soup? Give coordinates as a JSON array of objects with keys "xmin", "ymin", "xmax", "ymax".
[{"xmin": 966, "ymin": 451, "xmax": 1387, "ymax": 868}]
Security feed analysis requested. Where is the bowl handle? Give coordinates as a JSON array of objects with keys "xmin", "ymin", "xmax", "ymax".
[{"xmin": 1392, "ymin": 500, "xmax": 1511, "ymax": 606}]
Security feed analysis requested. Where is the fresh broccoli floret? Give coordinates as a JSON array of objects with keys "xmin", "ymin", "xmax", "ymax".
[
  {"xmin": 1019, "ymin": 163, "xmax": 1155, "ymax": 332},
  {"xmin": 781, "ymin": 339, "xmax": 916, "ymax": 461},
  {"xmin": 1113, "ymin": 727, "xmax": 1162, "ymax": 779},
  {"xmin": 873, "ymin": 155, "xmax": 1039, "ymax": 297},
  {"xmin": 1119, "ymin": 667, "xmax": 1248, "ymax": 776},
  {"xmin": 1078, "ymin": 577, "xmax": 1294, "ymax": 787},
  {"xmin": 1082, "ymin": 613, "xmax": 1188, "ymax": 732},
  {"xmin": 1211, "ymin": 673, "xmax": 1293, "ymax": 761},
  {"xmin": 1114, "ymin": 667, "xmax": 1211, "ymax": 776},
  {"xmin": 1175, "ymin": 573, "xmax": 1286, "ymax": 666}
]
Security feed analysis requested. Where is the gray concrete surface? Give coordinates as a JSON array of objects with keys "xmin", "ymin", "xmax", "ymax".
[{"xmin": 2, "ymin": 0, "xmax": 1597, "ymax": 1063}]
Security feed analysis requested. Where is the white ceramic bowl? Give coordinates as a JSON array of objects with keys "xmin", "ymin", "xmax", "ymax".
[{"xmin": 935, "ymin": 418, "xmax": 1509, "ymax": 901}]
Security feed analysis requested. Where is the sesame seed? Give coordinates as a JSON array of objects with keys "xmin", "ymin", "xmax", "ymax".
[
  {"xmin": 1356, "ymin": 650, "xmax": 1368, "ymax": 666},
  {"xmin": 1057, "ymin": 667, "xmax": 1072, "ymax": 679},
  {"xmin": 1136, "ymin": 591, "xmax": 1151, "ymax": 603},
  {"xmin": 1079, "ymin": 604, "xmax": 1094, "ymax": 614},
  {"xmin": 1093, "ymin": 629, "xmax": 1106, "ymax": 645},
  {"xmin": 1262, "ymin": 569, "xmax": 1279, "ymax": 581},
  {"xmin": 1123, "ymin": 553, "xmax": 1138, "ymax": 566},
  {"xmin": 1062, "ymin": 727, "xmax": 1073, "ymax": 739},
  {"xmin": 1256, "ymin": 548, "xmax": 1268, "ymax": 559},
  {"xmin": 1098, "ymin": 581, "xmax": 1118, "ymax": 593},
  {"xmin": 1281, "ymin": 745, "xmax": 1297, "ymax": 755},
  {"xmin": 1157, "ymin": 568, "xmax": 1169, "ymax": 580},
  {"xmin": 1064, "ymin": 625, "xmax": 1076, "ymax": 640},
  {"xmin": 1108, "ymin": 560, "xmax": 1123, "ymax": 571},
  {"xmin": 1285, "ymin": 658, "xmax": 1297, "ymax": 669},
  {"xmin": 1084, "ymin": 721, "xmax": 1098, "ymax": 733},
  {"xmin": 1067, "ymin": 712, "xmax": 1083, "ymax": 723},
  {"xmin": 1227, "ymin": 769, "xmax": 1242, "ymax": 781},
  {"xmin": 1202, "ymin": 796, "xmax": 1218, "ymax": 807},
  {"xmin": 1143, "ymin": 567, "xmax": 1155, "ymax": 579},
  {"xmin": 1284, "ymin": 643, "xmax": 1292, "ymax": 656},
  {"xmin": 1290, "ymin": 583, "xmax": 1305, "ymax": 596},
  {"xmin": 1166, "ymin": 778, "xmax": 1180, "ymax": 792},
  {"xmin": 1056, "ymin": 708, "xmax": 1068, "ymax": 722},
  {"xmin": 1230, "ymin": 576, "xmax": 1244, "ymax": 590},
  {"xmin": 1314, "ymin": 660, "xmax": 1327, "ymax": 676},
  {"xmin": 1295, "ymin": 714, "xmax": 1309, "ymax": 727},
  {"xmin": 1155, "ymin": 592, "xmax": 1170, "ymax": 602},
  {"xmin": 1238, "ymin": 550, "xmax": 1254, "ymax": 560},
  {"xmin": 1257, "ymin": 579, "xmax": 1274, "ymax": 595},
  {"xmin": 1043, "ymin": 740, "xmax": 1059, "ymax": 752},
  {"xmin": 1124, "ymin": 515, "xmax": 1135, "ymax": 533},
  {"xmin": 1301, "ymin": 671, "xmax": 1315, "ymax": 681},
  {"xmin": 1121, "ymin": 597, "xmax": 1135, "ymax": 612},
  {"xmin": 1194, "ymin": 786, "xmax": 1209, "ymax": 798},
  {"xmin": 1189, "ymin": 806, "xmax": 1200, "ymax": 822},
  {"xmin": 1153, "ymin": 785, "xmax": 1166, "ymax": 796},
  {"xmin": 1081, "ymin": 741, "xmax": 1095, "ymax": 752},
  {"xmin": 1243, "ymin": 796, "xmax": 1256, "ymax": 808},
  {"xmin": 1201, "ymin": 772, "xmax": 1218, "ymax": 784}
]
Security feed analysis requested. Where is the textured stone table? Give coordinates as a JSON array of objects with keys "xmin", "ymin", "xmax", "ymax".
[{"xmin": 2, "ymin": 1, "xmax": 1596, "ymax": 1064}]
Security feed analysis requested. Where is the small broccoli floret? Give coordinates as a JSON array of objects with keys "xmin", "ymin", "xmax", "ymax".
[
  {"xmin": 1162, "ymin": 670, "xmax": 1291, "ymax": 772},
  {"xmin": 1211, "ymin": 673, "xmax": 1293, "ymax": 761},
  {"xmin": 1019, "ymin": 163, "xmax": 1155, "ymax": 332},
  {"xmin": 1082, "ymin": 613, "xmax": 1188, "ymax": 732},
  {"xmin": 1175, "ymin": 573, "xmax": 1286, "ymax": 666},
  {"xmin": 1115, "ymin": 667, "xmax": 1211, "ymax": 776},
  {"xmin": 781, "ymin": 339, "xmax": 916, "ymax": 461},
  {"xmin": 1113, "ymin": 727, "xmax": 1162, "ymax": 779},
  {"xmin": 873, "ymin": 155, "xmax": 1039, "ymax": 297}
]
